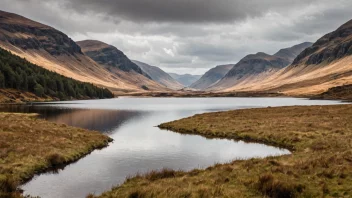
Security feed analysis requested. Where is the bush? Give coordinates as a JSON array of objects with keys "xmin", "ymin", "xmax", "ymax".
[
  {"xmin": 256, "ymin": 173, "xmax": 301, "ymax": 198},
  {"xmin": 145, "ymin": 168, "xmax": 177, "ymax": 181},
  {"xmin": 46, "ymin": 153, "xmax": 66, "ymax": 167},
  {"xmin": 141, "ymin": 85, "xmax": 149, "ymax": 90},
  {"xmin": 0, "ymin": 175, "xmax": 17, "ymax": 192}
]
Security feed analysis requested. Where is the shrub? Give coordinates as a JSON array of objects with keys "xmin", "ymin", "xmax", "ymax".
[
  {"xmin": 45, "ymin": 153, "xmax": 66, "ymax": 167},
  {"xmin": 256, "ymin": 173, "xmax": 300, "ymax": 198},
  {"xmin": 145, "ymin": 168, "xmax": 177, "ymax": 181},
  {"xmin": 141, "ymin": 85, "xmax": 149, "ymax": 90},
  {"xmin": 0, "ymin": 175, "xmax": 17, "ymax": 192}
]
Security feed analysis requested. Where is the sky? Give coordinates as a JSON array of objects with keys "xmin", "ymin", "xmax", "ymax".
[{"xmin": 1, "ymin": 0, "xmax": 352, "ymax": 75}]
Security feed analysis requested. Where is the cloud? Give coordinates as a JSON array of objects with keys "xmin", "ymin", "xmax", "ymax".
[
  {"xmin": 61, "ymin": 0, "xmax": 320, "ymax": 24},
  {"xmin": 1, "ymin": 0, "xmax": 352, "ymax": 74}
]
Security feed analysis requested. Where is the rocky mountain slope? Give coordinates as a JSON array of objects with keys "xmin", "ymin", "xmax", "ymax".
[
  {"xmin": 210, "ymin": 42, "xmax": 312, "ymax": 91},
  {"xmin": 132, "ymin": 60, "xmax": 183, "ymax": 90},
  {"xmin": 168, "ymin": 73, "xmax": 201, "ymax": 87},
  {"xmin": 219, "ymin": 19, "xmax": 352, "ymax": 95},
  {"xmin": 0, "ymin": 10, "xmax": 166, "ymax": 93},
  {"xmin": 190, "ymin": 64, "xmax": 234, "ymax": 90},
  {"xmin": 77, "ymin": 40, "xmax": 147, "ymax": 77},
  {"xmin": 77, "ymin": 40, "xmax": 167, "ymax": 91},
  {"xmin": 274, "ymin": 42, "xmax": 313, "ymax": 63}
]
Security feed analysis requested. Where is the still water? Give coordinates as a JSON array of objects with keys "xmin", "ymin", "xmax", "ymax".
[{"xmin": 1, "ymin": 97, "xmax": 343, "ymax": 198}]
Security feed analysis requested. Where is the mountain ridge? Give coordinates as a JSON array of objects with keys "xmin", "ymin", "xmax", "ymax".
[
  {"xmin": 190, "ymin": 64, "xmax": 234, "ymax": 90},
  {"xmin": 217, "ymin": 19, "xmax": 352, "ymax": 95},
  {"xmin": 77, "ymin": 40, "xmax": 148, "ymax": 77},
  {"xmin": 0, "ymin": 10, "xmax": 167, "ymax": 93},
  {"xmin": 132, "ymin": 60, "xmax": 184, "ymax": 90},
  {"xmin": 209, "ymin": 42, "xmax": 313, "ymax": 91}
]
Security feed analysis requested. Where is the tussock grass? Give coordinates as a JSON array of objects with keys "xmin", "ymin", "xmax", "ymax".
[
  {"xmin": 95, "ymin": 104, "xmax": 352, "ymax": 198},
  {"xmin": 0, "ymin": 113, "xmax": 112, "ymax": 197}
]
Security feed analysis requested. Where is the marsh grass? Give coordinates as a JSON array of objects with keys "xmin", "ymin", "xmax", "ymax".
[
  {"xmin": 0, "ymin": 113, "xmax": 112, "ymax": 197},
  {"xmin": 95, "ymin": 104, "xmax": 352, "ymax": 198}
]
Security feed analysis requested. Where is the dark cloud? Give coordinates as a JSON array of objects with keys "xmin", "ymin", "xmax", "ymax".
[
  {"xmin": 1, "ymin": 0, "xmax": 352, "ymax": 74},
  {"xmin": 62, "ymin": 0, "xmax": 320, "ymax": 23}
]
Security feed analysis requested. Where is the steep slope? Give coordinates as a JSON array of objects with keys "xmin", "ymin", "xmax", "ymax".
[
  {"xmin": 274, "ymin": 42, "xmax": 313, "ymax": 62},
  {"xmin": 0, "ymin": 10, "xmax": 165, "ymax": 93},
  {"xmin": 76, "ymin": 40, "xmax": 148, "ymax": 77},
  {"xmin": 77, "ymin": 40, "xmax": 167, "ymax": 91},
  {"xmin": 222, "ymin": 19, "xmax": 352, "ymax": 95},
  {"xmin": 210, "ymin": 52, "xmax": 291, "ymax": 90},
  {"xmin": 169, "ymin": 73, "xmax": 202, "ymax": 87},
  {"xmin": 190, "ymin": 64, "xmax": 234, "ymax": 90},
  {"xmin": 132, "ymin": 60, "xmax": 184, "ymax": 90},
  {"xmin": 210, "ymin": 42, "xmax": 312, "ymax": 91},
  {"xmin": 292, "ymin": 21, "xmax": 352, "ymax": 66},
  {"xmin": 0, "ymin": 48, "xmax": 113, "ymax": 102}
]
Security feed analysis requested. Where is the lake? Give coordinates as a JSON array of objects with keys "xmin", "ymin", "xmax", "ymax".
[{"xmin": 0, "ymin": 97, "xmax": 343, "ymax": 198}]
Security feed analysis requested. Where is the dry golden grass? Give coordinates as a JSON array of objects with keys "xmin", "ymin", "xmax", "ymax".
[
  {"xmin": 96, "ymin": 105, "xmax": 352, "ymax": 198},
  {"xmin": 0, "ymin": 89, "xmax": 51, "ymax": 103},
  {"xmin": 0, "ymin": 113, "xmax": 112, "ymax": 197},
  {"xmin": 223, "ymin": 56, "xmax": 352, "ymax": 96}
]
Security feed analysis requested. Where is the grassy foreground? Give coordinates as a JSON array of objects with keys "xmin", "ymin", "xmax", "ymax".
[
  {"xmin": 0, "ymin": 113, "xmax": 112, "ymax": 197},
  {"xmin": 96, "ymin": 104, "xmax": 352, "ymax": 198}
]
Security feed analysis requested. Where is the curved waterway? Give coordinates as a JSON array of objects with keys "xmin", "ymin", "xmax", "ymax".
[{"xmin": 2, "ymin": 97, "xmax": 343, "ymax": 198}]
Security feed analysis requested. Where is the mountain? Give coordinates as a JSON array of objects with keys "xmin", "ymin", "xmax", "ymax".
[
  {"xmin": 274, "ymin": 42, "xmax": 313, "ymax": 62},
  {"xmin": 215, "ymin": 19, "xmax": 352, "ymax": 95},
  {"xmin": 292, "ymin": 21, "xmax": 352, "ymax": 66},
  {"xmin": 265, "ymin": 19, "xmax": 352, "ymax": 95},
  {"xmin": 209, "ymin": 42, "xmax": 312, "ymax": 91},
  {"xmin": 190, "ymin": 64, "xmax": 234, "ymax": 90},
  {"xmin": 77, "ymin": 40, "xmax": 168, "ymax": 91},
  {"xmin": 132, "ymin": 60, "xmax": 184, "ymax": 90},
  {"xmin": 0, "ymin": 48, "xmax": 113, "ymax": 102},
  {"xmin": 168, "ymin": 73, "xmax": 202, "ymax": 87},
  {"xmin": 0, "ymin": 10, "xmax": 166, "ymax": 93},
  {"xmin": 76, "ymin": 40, "xmax": 148, "ymax": 77}
]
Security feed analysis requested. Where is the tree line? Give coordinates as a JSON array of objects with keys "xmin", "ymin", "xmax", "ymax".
[{"xmin": 0, "ymin": 48, "xmax": 114, "ymax": 100}]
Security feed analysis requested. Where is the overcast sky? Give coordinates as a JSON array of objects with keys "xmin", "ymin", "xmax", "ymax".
[{"xmin": 2, "ymin": 0, "xmax": 352, "ymax": 74}]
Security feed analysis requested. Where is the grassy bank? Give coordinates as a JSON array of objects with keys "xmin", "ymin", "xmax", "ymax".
[
  {"xmin": 0, "ymin": 89, "xmax": 53, "ymax": 103},
  {"xmin": 97, "ymin": 104, "xmax": 352, "ymax": 198},
  {"xmin": 0, "ymin": 113, "xmax": 112, "ymax": 197},
  {"xmin": 312, "ymin": 84, "xmax": 352, "ymax": 101}
]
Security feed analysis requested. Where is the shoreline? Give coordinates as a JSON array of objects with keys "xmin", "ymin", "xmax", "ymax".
[
  {"xmin": 0, "ymin": 113, "xmax": 113, "ymax": 197},
  {"xmin": 96, "ymin": 104, "xmax": 352, "ymax": 198}
]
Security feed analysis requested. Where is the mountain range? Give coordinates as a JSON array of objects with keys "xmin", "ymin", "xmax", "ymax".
[
  {"xmin": 0, "ymin": 10, "xmax": 171, "ymax": 94},
  {"xmin": 193, "ymin": 42, "xmax": 312, "ymax": 91},
  {"xmin": 217, "ymin": 19, "xmax": 352, "ymax": 95},
  {"xmin": 1, "ymin": 9, "xmax": 352, "ymax": 98}
]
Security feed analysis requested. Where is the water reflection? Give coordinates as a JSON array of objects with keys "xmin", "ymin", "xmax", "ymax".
[
  {"xmin": 0, "ymin": 97, "xmax": 343, "ymax": 198},
  {"xmin": 0, "ymin": 105, "xmax": 142, "ymax": 133}
]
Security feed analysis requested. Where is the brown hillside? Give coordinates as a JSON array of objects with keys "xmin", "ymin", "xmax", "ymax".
[{"xmin": 0, "ymin": 10, "xmax": 167, "ymax": 93}]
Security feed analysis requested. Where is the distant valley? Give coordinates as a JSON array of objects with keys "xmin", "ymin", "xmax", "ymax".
[
  {"xmin": 168, "ymin": 73, "xmax": 202, "ymax": 87},
  {"xmin": 132, "ymin": 60, "xmax": 184, "ymax": 90}
]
